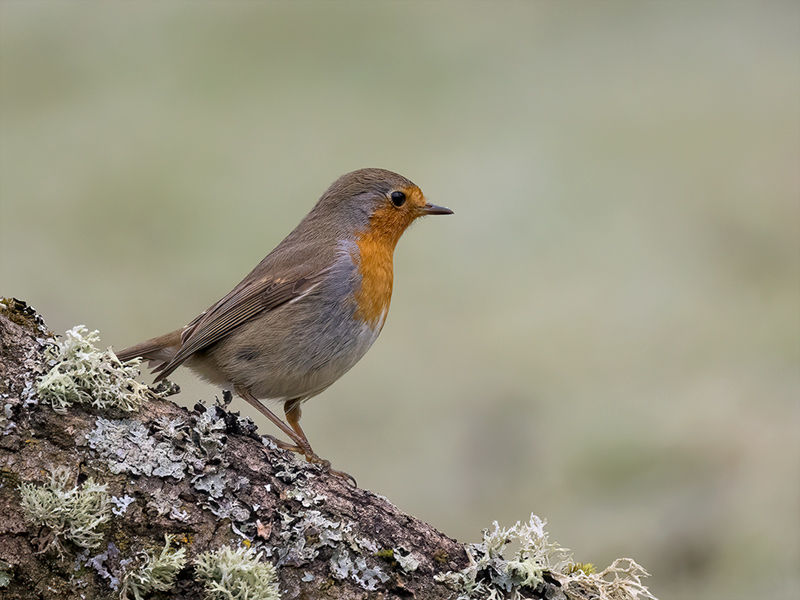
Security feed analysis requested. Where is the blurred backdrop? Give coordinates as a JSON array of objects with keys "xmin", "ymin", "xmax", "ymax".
[{"xmin": 2, "ymin": 2, "xmax": 798, "ymax": 599}]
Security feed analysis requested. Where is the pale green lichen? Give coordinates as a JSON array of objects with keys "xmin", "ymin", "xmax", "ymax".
[
  {"xmin": 120, "ymin": 535, "xmax": 188, "ymax": 600},
  {"xmin": 435, "ymin": 514, "xmax": 570, "ymax": 598},
  {"xmin": 194, "ymin": 545, "xmax": 280, "ymax": 600},
  {"xmin": 37, "ymin": 325, "xmax": 151, "ymax": 413},
  {"xmin": 18, "ymin": 467, "xmax": 111, "ymax": 553},
  {"xmin": 558, "ymin": 558, "xmax": 657, "ymax": 600},
  {"xmin": 435, "ymin": 514, "xmax": 657, "ymax": 600},
  {"xmin": 0, "ymin": 559, "xmax": 11, "ymax": 587}
]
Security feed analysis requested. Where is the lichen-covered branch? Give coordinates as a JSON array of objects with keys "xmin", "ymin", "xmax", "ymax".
[{"xmin": 0, "ymin": 298, "xmax": 657, "ymax": 600}]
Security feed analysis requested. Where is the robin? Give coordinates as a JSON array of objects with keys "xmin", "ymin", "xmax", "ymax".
[{"xmin": 116, "ymin": 168, "xmax": 453, "ymax": 483}]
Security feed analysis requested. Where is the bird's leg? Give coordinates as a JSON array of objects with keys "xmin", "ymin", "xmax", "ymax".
[
  {"xmin": 235, "ymin": 386, "xmax": 306, "ymax": 452},
  {"xmin": 285, "ymin": 399, "xmax": 357, "ymax": 487},
  {"xmin": 282, "ymin": 399, "xmax": 316, "ymax": 457}
]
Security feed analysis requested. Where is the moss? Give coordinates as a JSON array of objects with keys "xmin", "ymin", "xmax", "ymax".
[
  {"xmin": 37, "ymin": 325, "xmax": 152, "ymax": 413},
  {"xmin": 374, "ymin": 548, "xmax": 395, "ymax": 560},
  {"xmin": 0, "ymin": 467, "xmax": 21, "ymax": 488},
  {"xmin": 120, "ymin": 535, "xmax": 188, "ymax": 600},
  {"xmin": 566, "ymin": 562, "xmax": 597, "ymax": 575},
  {"xmin": 18, "ymin": 467, "xmax": 111, "ymax": 554},
  {"xmin": 194, "ymin": 545, "xmax": 280, "ymax": 600},
  {"xmin": 0, "ymin": 297, "xmax": 49, "ymax": 334},
  {"xmin": 374, "ymin": 547, "xmax": 419, "ymax": 573}
]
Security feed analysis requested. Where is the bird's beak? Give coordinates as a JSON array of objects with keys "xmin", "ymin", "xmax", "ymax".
[{"xmin": 421, "ymin": 203, "xmax": 454, "ymax": 216}]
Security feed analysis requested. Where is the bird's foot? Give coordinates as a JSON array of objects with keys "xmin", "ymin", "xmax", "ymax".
[
  {"xmin": 262, "ymin": 436, "xmax": 357, "ymax": 486},
  {"xmin": 303, "ymin": 452, "xmax": 357, "ymax": 487}
]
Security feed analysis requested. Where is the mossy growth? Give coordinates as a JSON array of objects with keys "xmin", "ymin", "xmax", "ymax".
[
  {"xmin": 37, "ymin": 325, "xmax": 151, "ymax": 413},
  {"xmin": 194, "ymin": 545, "xmax": 280, "ymax": 600},
  {"xmin": 435, "ymin": 514, "xmax": 657, "ymax": 600},
  {"xmin": 566, "ymin": 562, "xmax": 597, "ymax": 575},
  {"xmin": 120, "ymin": 535, "xmax": 188, "ymax": 600},
  {"xmin": 18, "ymin": 467, "xmax": 111, "ymax": 554},
  {"xmin": 374, "ymin": 547, "xmax": 419, "ymax": 573},
  {"xmin": 0, "ymin": 297, "xmax": 49, "ymax": 334},
  {"xmin": 374, "ymin": 548, "xmax": 395, "ymax": 561}
]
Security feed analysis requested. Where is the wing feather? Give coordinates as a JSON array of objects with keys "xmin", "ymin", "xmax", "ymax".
[{"xmin": 154, "ymin": 270, "xmax": 325, "ymax": 380}]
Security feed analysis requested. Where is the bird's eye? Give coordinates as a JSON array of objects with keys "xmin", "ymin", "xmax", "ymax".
[{"xmin": 390, "ymin": 191, "xmax": 406, "ymax": 207}]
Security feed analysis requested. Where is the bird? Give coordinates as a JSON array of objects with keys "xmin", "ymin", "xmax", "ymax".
[{"xmin": 116, "ymin": 168, "xmax": 453, "ymax": 483}]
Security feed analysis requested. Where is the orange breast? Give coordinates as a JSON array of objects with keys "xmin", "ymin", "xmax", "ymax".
[
  {"xmin": 353, "ymin": 230, "xmax": 394, "ymax": 328},
  {"xmin": 353, "ymin": 204, "xmax": 411, "ymax": 328}
]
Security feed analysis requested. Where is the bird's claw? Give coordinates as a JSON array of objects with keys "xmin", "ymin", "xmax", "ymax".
[{"xmin": 304, "ymin": 452, "xmax": 357, "ymax": 487}]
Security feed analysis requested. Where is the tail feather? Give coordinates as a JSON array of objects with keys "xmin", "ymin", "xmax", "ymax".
[{"xmin": 115, "ymin": 330, "xmax": 182, "ymax": 373}]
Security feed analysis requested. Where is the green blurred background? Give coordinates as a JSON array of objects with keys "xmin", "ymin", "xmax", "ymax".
[{"xmin": 2, "ymin": 2, "xmax": 798, "ymax": 598}]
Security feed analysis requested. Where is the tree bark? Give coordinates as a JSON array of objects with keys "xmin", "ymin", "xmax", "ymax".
[{"xmin": 0, "ymin": 298, "xmax": 598, "ymax": 600}]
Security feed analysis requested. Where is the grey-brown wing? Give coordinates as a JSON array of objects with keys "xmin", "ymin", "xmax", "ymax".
[{"xmin": 153, "ymin": 271, "xmax": 324, "ymax": 380}]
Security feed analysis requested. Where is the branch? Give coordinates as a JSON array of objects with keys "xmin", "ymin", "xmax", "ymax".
[{"xmin": 0, "ymin": 298, "xmax": 657, "ymax": 600}]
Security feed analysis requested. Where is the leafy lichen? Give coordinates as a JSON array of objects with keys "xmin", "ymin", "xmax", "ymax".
[
  {"xmin": 194, "ymin": 545, "xmax": 280, "ymax": 600},
  {"xmin": 329, "ymin": 548, "xmax": 389, "ymax": 591},
  {"xmin": 85, "ymin": 542, "xmax": 125, "ymax": 591},
  {"xmin": 393, "ymin": 547, "xmax": 420, "ymax": 573},
  {"xmin": 86, "ymin": 417, "xmax": 188, "ymax": 479},
  {"xmin": 37, "ymin": 325, "xmax": 151, "ymax": 413},
  {"xmin": 111, "ymin": 494, "xmax": 135, "ymax": 516},
  {"xmin": 120, "ymin": 535, "xmax": 188, "ymax": 600},
  {"xmin": 18, "ymin": 467, "xmax": 111, "ymax": 554},
  {"xmin": 374, "ymin": 547, "xmax": 420, "ymax": 573}
]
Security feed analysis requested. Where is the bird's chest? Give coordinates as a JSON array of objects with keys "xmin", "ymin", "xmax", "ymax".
[{"xmin": 351, "ymin": 233, "xmax": 394, "ymax": 331}]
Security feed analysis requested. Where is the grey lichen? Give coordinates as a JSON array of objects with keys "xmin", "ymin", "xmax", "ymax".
[
  {"xmin": 111, "ymin": 494, "xmax": 135, "ymax": 516},
  {"xmin": 85, "ymin": 542, "xmax": 125, "ymax": 591},
  {"xmin": 435, "ymin": 514, "xmax": 657, "ymax": 600},
  {"xmin": 86, "ymin": 407, "xmax": 235, "ymax": 490},
  {"xmin": 192, "ymin": 407, "xmax": 228, "ymax": 460},
  {"xmin": 274, "ymin": 508, "xmax": 346, "ymax": 564},
  {"xmin": 1, "ymin": 402, "xmax": 16, "ymax": 435},
  {"xmin": 194, "ymin": 545, "xmax": 280, "ymax": 600},
  {"xmin": 120, "ymin": 535, "xmax": 188, "ymax": 600},
  {"xmin": 37, "ymin": 325, "xmax": 151, "ymax": 413},
  {"xmin": 330, "ymin": 548, "xmax": 390, "ymax": 591},
  {"xmin": 85, "ymin": 406, "xmax": 255, "ymax": 535},
  {"xmin": 393, "ymin": 546, "xmax": 421, "ymax": 573},
  {"xmin": 86, "ymin": 417, "xmax": 188, "ymax": 479},
  {"xmin": 18, "ymin": 467, "xmax": 111, "ymax": 554},
  {"xmin": 269, "ymin": 485, "xmax": 395, "ymax": 592}
]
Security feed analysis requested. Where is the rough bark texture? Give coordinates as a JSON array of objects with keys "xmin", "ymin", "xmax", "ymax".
[{"xmin": 0, "ymin": 299, "xmax": 578, "ymax": 600}]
